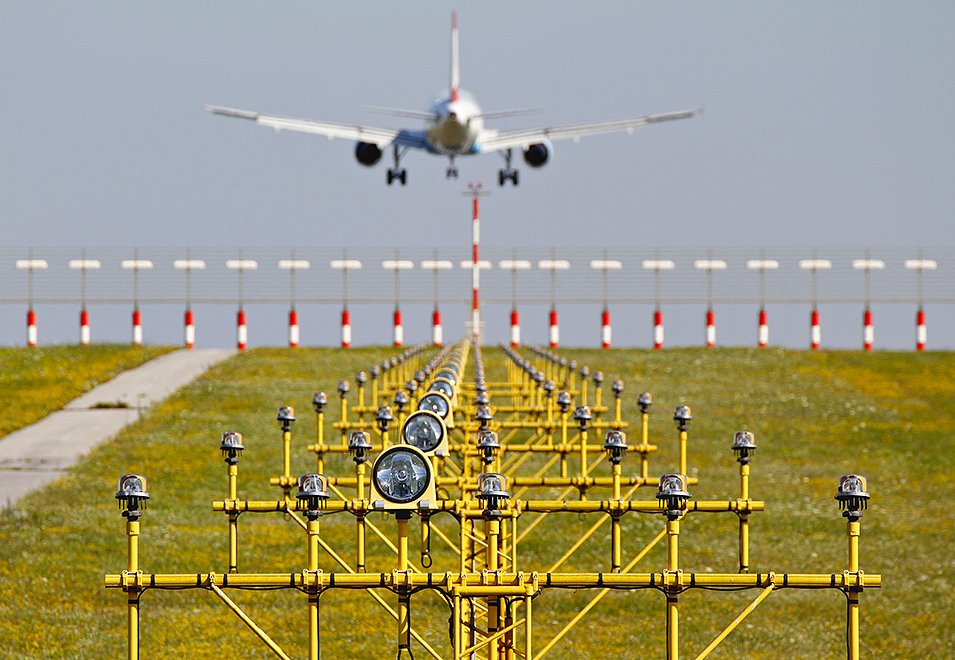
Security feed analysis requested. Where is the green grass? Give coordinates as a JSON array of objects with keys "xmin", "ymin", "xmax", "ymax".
[
  {"xmin": 0, "ymin": 346, "xmax": 952, "ymax": 659},
  {"xmin": 0, "ymin": 345, "xmax": 176, "ymax": 439}
]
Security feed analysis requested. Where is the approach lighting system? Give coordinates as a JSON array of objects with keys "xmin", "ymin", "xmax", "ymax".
[
  {"xmin": 312, "ymin": 392, "xmax": 328, "ymax": 414},
  {"xmin": 220, "ymin": 431, "xmax": 244, "ymax": 464},
  {"xmin": 296, "ymin": 473, "xmax": 330, "ymax": 515},
  {"xmin": 657, "ymin": 473, "xmax": 691, "ymax": 520},
  {"xmin": 835, "ymin": 474, "xmax": 870, "ymax": 519},
  {"xmin": 603, "ymin": 430, "xmax": 628, "ymax": 464},
  {"xmin": 477, "ymin": 473, "xmax": 510, "ymax": 511},
  {"xmin": 370, "ymin": 445, "xmax": 436, "ymax": 510},
  {"xmin": 116, "ymin": 473, "xmax": 150, "ymax": 517},
  {"xmin": 400, "ymin": 410, "xmax": 448, "ymax": 454},
  {"xmin": 348, "ymin": 430, "xmax": 373, "ymax": 464},
  {"xmin": 731, "ymin": 431, "xmax": 756, "ymax": 464}
]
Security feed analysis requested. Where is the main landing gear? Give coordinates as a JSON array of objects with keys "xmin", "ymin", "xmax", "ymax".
[
  {"xmin": 498, "ymin": 148, "xmax": 519, "ymax": 186},
  {"xmin": 387, "ymin": 145, "xmax": 408, "ymax": 186}
]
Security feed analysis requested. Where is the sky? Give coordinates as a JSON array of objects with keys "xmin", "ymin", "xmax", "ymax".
[{"xmin": 0, "ymin": 2, "xmax": 953, "ymax": 349}]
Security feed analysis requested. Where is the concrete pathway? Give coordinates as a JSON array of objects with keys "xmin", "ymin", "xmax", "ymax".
[{"xmin": 0, "ymin": 348, "xmax": 237, "ymax": 507}]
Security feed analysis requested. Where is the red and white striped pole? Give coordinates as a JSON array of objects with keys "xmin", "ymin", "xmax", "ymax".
[
  {"xmin": 27, "ymin": 308, "xmax": 37, "ymax": 347},
  {"xmin": 705, "ymin": 306, "xmax": 716, "ymax": 347},
  {"xmin": 464, "ymin": 183, "xmax": 489, "ymax": 343},
  {"xmin": 288, "ymin": 308, "xmax": 299, "ymax": 348},
  {"xmin": 601, "ymin": 307, "xmax": 611, "ymax": 349},
  {"xmin": 80, "ymin": 307, "xmax": 90, "ymax": 346},
  {"xmin": 184, "ymin": 307, "xmax": 195, "ymax": 348},
  {"xmin": 758, "ymin": 306, "xmax": 768, "ymax": 348},
  {"xmin": 236, "ymin": 308, "xmax": 247, "ymax": 351},
  {"xmin": 432, "ymin": 308, "xmax": 443, "ymax": 347},
  {"xmin": 916, "ymin": 306, "xmax": 926, "ymax": 352},
  {"xmin": 393, "ymin": 307, "xmax": 403, "ymax": 347},
  {"xmin": 810, "ymin": 306, "xmax": 821, "ymax": 350},
  {"xmin": 341, "ymin": 308, "xmax": 352, "ymax": 348},
  {"xmin": 510, "ymin": 308, "xmax": 521, "ymax": 347},
  {"xmin": 132, "ymin": 307, "xmax": 142, "ymax": 346},
  {"xmin": 863, "ymin": 306, "xmax": 874, "ymax": 352},
  {"xmin": 549, "ymin": 307, "xmax": 559, "ymax": 348},
  {"xmin": 653, "ymin": 308, "xmax": 664, "ymax": 349}
]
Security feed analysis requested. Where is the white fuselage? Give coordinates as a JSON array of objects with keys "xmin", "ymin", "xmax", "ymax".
[{"xmin": 426, "ymin": 90, "xmax": 484, "ymax": 155}]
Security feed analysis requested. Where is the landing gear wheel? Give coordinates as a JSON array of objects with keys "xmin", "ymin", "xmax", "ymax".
[
  {"xmin": 387, "ymin": 169, "xmax": 408, "ymax": 185},
  {"xmin": 498, "ymin": 169, "xmax": 519, "ymax": 186},
  {"xmin": 399, "ymin": 169, "xmax": 407, "ymax": 185}
]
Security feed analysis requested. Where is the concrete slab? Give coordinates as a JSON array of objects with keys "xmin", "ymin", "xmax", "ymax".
[{"xmin": 0, "ymin": 348, "xmax": 236, "ymax": 508}]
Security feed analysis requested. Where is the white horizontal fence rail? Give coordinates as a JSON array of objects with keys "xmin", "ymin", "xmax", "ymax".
[{"xmin": 1, "ymin": 246, "xmax": 950, "ymax": 349}]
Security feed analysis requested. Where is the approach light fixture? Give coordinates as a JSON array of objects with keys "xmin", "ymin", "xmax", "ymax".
[
  {"xmin": 604, "ymin": 430, "xmax": 628, "ymax": 464},
  {"xmin": 477, "ymin": 430, "xmax": 501, "ymax": 465},
  {"xmin": 428, "ymin": 378, "xmax": 454, "ymax": 400},
  {"xmin": 394, "ymin": 390, "xmax": 409, "ymax": 413},
  {"xmin": 638, "ymin": 392, "xmax": 653, "ymax": 414},
  {"xmin": 220, "ymin": 431, "xmax": 244, "ymax": 464},
  {"xmin": 557, "ymin": 392, "xmax": 572, "ymax": 414},
  {"xmin": 673, "ymin": 405, "xmax": 692, "ymax": 430},
  {"xmin": 370, "ymin": 445, "xmax": 436, "ymax": 510},
  {"xmin": 475, "ymin": 404, "xmax": 494, "ymax": 430},
  {"xmin": 337, "ymin": 380, "xmax": 350, "ymax": 397},
  {"xmin": 573, "ymin": 405, "xmax": 593, "ymax": 431},
  {"xmin": 731, "ymin": 431, "xmax": 756, "ymax": 464},
  {"xmin": 477, "ymin": 473, "xmax": 510, "ymax": 512},
  {"xmin": 657, "ymin": 473, "xmax": 691, "ymax": 520},
  {"xmin": 418, "ymin": 392, "xmax": 452, "ymax": 421},
  {"xmin": 312, "ymin": 392, "xmax": 328, "ymax": 414},
  {"xmin": 277, "ymin": 406, "xmax": 295, "ymax": 431},
  {"xmin": 835, "ymin": 474, "xmax": 870, "ymax": 520},
  {"xmin": 348, "ymin": 430, "xmax": 373, "ymax": 464},
  {"xmin": 400, "ymin": 410, "xmax": 447, "ymax": 454},
  {"xmin": 375, "ymin": 406, "xmax": 394, "ymax": 433},
  {"xmin": 296, "ymin": 473, "xmax": 330, "ymax": 516},
  {"xmin": 612, "ymin": 380, "xmax": 624, "ymax": 398},
  {"xmin": 356, "ymin": 371, "xmax": 368, "ymax": 385},
  {"xmin": 116, "ymin": 473, "xmax": 150, "ymax": 517}
]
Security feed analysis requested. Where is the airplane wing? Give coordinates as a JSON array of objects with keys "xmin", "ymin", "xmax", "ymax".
[
  {"xmin": 476, "ymin": 108, "xmax": 699, "ymax": 152},
  {"xmin": 204, "ymin": 105, "xmax": 428, "ymax": 149}
]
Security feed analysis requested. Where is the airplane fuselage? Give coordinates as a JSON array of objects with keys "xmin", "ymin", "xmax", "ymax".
[{"xmin": 425, "ymin": 91, "xmax": 483, "ymax": 155}]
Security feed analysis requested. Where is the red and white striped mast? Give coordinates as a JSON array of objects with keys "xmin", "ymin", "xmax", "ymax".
[
  {"xmin": 540, "ymin": 252, "xmax": 569, "ymax": 349},
  {"xmin": 280, "ymin": 252, "xmax": 309, "ymax": 348},
  {"xmin": 227, "ymin": 252, "xmax": 257, "ymax": 351},
  {"xmin": 16, "ymin": 252, "xmax": 47, "ymax": 347},
  {"xmin": 591, "ymin": 256, "xmax": 622, "ymax": 349},
  {"xmin": 463, "ymin": 183, "xmax": 490, "ymax": 344},
  {"xmin": 906, "ymin": 256, "xmax": 936, "ymax": 351},
  {"xmin": 643, "ymin": 256, "xmax": 674, "ymax": 350},
  {"xmin": 695, "ymin": 255, "xmax": 727, "ymax": 348},
  {"xmin": 747, "ymin": 257, "xmax": 778, "ymax": 347},
  {"xmin": 332, "ymin": 254, "xmax": 360, "ymax": 348},
  {"xmin": 853, "ymin": 254, "xmax": 884, "ymax": 352},
  {"xmin": 383, "ymin": 254, "xmax": 413, "ymax": 347},
  {"xmin": 422, "ymin": 254, "xmax": 452, "ymax": 347},
  {"xmin": 174, "ymin": 251, "xmax": 204, "ymax": 349},
  {"xmin": 800, "ymin": 256, "xmax": 830, "ymax": 350},
  {"xmin": 500, "ymin": 253, "xmax": 529, "ymax": 347},
  {"xmin": 69, "ymin": 249, "xmax": 100, "ymax": 347},
  {"xmin": 122, "ymin": 250, "xmax": 153, "ymax": 347}
]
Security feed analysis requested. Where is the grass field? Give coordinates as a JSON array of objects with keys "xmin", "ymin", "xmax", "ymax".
[
  {"xmin": 0, "ymin": 346, "xmax": 952, "ymax": 659},
  {"xmin": 0, "ymin": 345, "xmax": 175, "ymax": 439}
]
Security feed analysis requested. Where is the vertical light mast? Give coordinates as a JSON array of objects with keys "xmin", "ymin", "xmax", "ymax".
[{"xmin": 463, "ymin": 183, "xmax": 489, "ymax": 343}]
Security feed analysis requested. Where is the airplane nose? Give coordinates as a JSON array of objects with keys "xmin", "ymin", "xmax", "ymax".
[{"xmin": 448, "ymin": 111, "xmax": 458, "ymax": 121}]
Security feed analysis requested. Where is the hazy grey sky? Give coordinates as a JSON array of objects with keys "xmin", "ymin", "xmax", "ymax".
[
  {"xmin": 1, "ymin": 2, "xmax": 953, "ymax": 349},
  {"xmin": 2, "ymin": 2, "xmax": 952, "ymax": 249}
]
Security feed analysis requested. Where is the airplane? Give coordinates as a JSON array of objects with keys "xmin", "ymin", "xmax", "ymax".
[{"xmin": 205, "ymin": 12, "xmax": 698, "ymax": 187}]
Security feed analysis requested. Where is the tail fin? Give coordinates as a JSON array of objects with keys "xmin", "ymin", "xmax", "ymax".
[{"xmin": 450, "ymin": 11, "xmax": 460, "ymax": 101}]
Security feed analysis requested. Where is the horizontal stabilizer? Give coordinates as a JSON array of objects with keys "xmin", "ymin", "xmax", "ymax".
[{"xmin": 362, "ymin": 106, "xmax": 439, "ymax": 121}]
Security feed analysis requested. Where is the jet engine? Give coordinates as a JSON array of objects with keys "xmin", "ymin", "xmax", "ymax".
[
  {"xmin": 522, "ymin": 141, "xmax": 551, "ymax": 168},
  {"xmin": 355, "ymin": 142, "xmax": 383, "ymax": 167}
]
